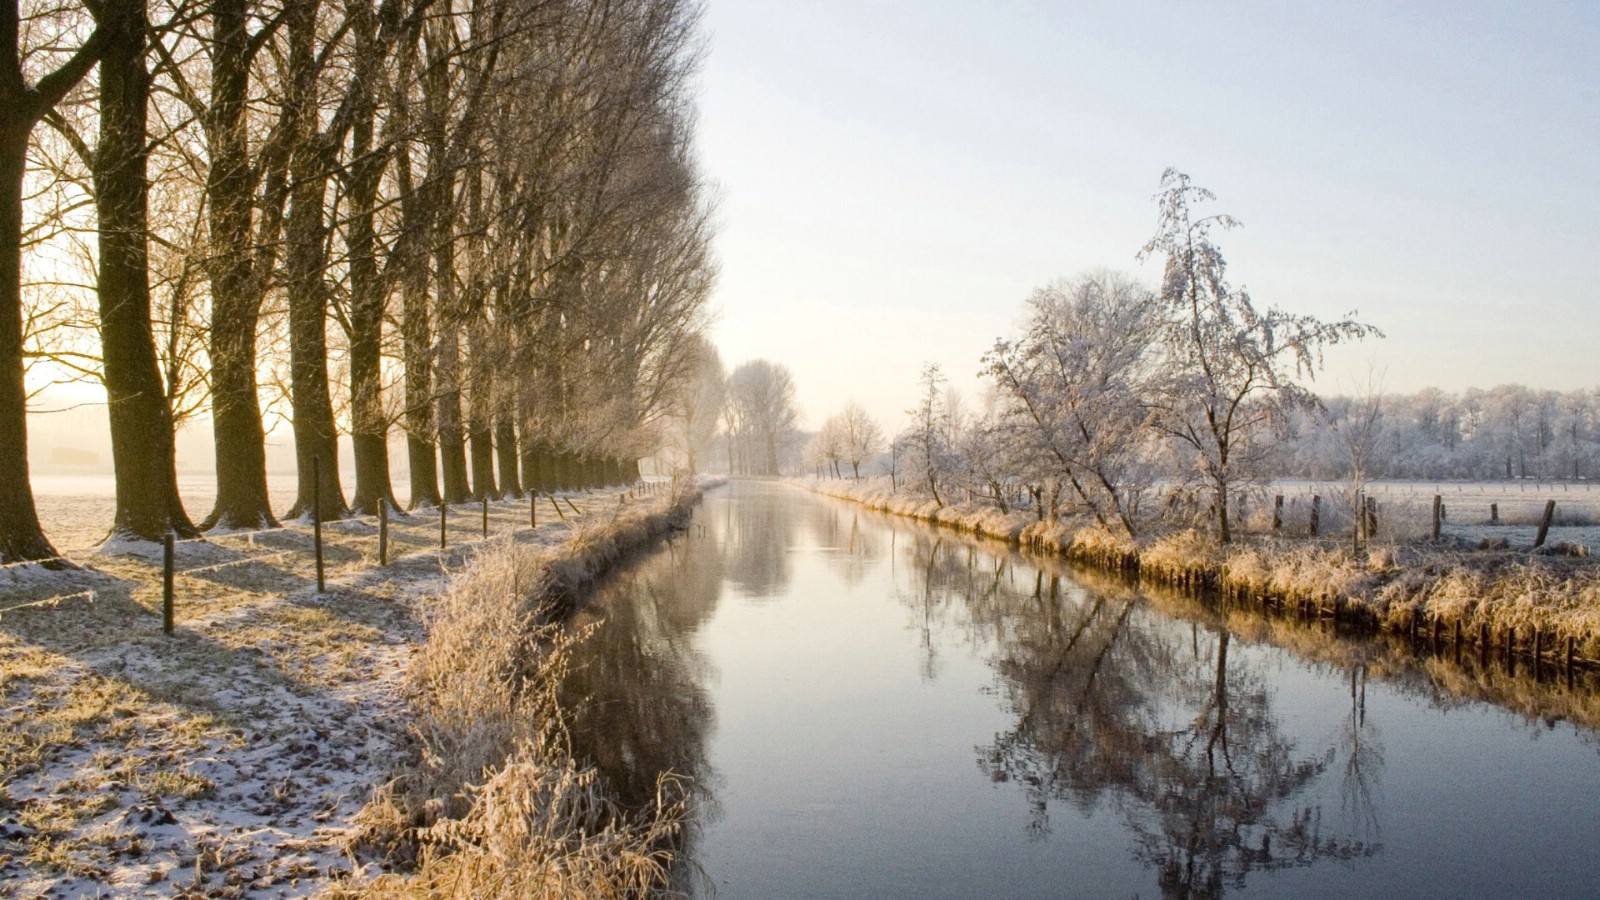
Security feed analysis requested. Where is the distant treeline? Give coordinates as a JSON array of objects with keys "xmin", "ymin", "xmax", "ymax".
[{"xmin": 1282, "ymin": 385, "xmax": 1600, "ymax": 482}]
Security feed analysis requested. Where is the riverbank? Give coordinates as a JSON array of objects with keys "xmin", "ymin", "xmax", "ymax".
[
  {"xmin": 0, "ymin": 482, "xmax": 703, "ymax": 897},
  {"xmin": 341, "ymin": 481, "xmax": 708, "ymax": 897},
  {"xmin": 805, "ymin": 477, "xmax": 1600, "ymax": 670}
]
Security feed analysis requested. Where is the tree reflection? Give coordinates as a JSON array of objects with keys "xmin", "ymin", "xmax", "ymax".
[
  {"xmin": 558, "ymin": 529, "xmax": 723, "ymax": 882},
  {"xmin": 886, "ymin": 536, "xmax": 1384, "ymax": 898},
  {"xmin": 894, "ymin": 530, "xmax": 1013, "ymax": 681},
  {"xmin": 1123, "ymin": 630, "xmax": 1379, "ymax": 899},
  {"xmin": 807, "ymin": 503, "xmax": 884, "ymax": 586},
  {"xmin": 1340, "ymin": 664, "xmax": 1383, "ymax": 843},
  {"xmin": 721, "ymin": 488, "xmax": 801, "ymax": 597}
]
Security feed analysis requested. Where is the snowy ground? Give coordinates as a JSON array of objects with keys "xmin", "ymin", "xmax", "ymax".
[
  {"xmin": 1261, "ymin": 479, "xmax": 1600, "ymax": 550},
  {"xmin": 30, "ymin": 472, "xmax": 324, "ymax": 555},
  {"xmin": 0, "ymin": 487, "xmax": 657, "ymax": 898}
]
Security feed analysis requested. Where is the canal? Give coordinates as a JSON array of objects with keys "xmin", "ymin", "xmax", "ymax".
[{"xmin": 558, "ymin": 482, "xmax": 1600, "ymax": 899}]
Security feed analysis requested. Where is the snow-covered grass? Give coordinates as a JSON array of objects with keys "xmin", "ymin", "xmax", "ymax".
[
  {"xmin": 340, "ymin": 484, "xmax": 703, "ymax": 898},
  {"xmin": 809, "ymin": 478, "xmax": 1033, "ymax": 543},
  {"xmin": 1264, "ymin": 478, "xmax": 1600, "ymax": 547},
  {"xmin": 803, "ymin": 476, "xmax": 1600, "ymax": 664},
  {"xmin": 0, "ymin": 484, "xmax": 692, "ymax": 897}
]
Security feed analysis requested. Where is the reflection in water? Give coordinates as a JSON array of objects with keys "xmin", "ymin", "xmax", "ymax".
[
  {"xmin": 722, "ymin": 486, "xmax": 802, "ymax": 597},
  {"xmin": 559, "ymin": 531, "xmax": 723, "ymax": 884},
  {"xmin": 899, "ymin": 533, "xmax": 1377, "ymax": 897},
  {"xmin": 805, "ymin": 502, "xmax": 884, "ymax": 586},
  {"xmin": 560, "ymin": 484, "xmax": 1600, "ymax": 899}
]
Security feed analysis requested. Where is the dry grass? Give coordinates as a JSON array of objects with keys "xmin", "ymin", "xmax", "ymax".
[
  {"xmin": 1, "ymin": 486, "xmax": 688, "ymax": 896},
  {"xmin": 805, "ymin": 478, "xmax": 1600, "ymax": 665},
  {"xmin": 340, "ymin": 493, "xmax": 700, "ymax": 898},
  {"xmin": 810, "ymin": 479, "xmax": 1032, "ymax": 542}
]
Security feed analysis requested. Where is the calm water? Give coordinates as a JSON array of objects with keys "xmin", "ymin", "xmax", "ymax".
[{"xmin": 560, "ymin": 482, "xmax": 1600, "ymax": 899}]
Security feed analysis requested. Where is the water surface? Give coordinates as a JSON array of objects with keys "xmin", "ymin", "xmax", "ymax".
[{"xmin": 561, "ymin": 482, "xmax": 1600, "ymax": 899}]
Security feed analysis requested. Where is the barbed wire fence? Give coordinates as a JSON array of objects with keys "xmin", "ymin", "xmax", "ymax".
[{"xmin": 0, "ymin": 480, "xmax": 679, "ymax": 626}]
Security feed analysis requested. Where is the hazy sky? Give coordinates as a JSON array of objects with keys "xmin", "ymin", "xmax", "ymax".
[{"xmin": 697, "ymin": 0, "xmax": 1600, "ymax": 432}]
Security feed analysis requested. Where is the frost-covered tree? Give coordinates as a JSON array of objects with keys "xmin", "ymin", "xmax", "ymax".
[
  {"xmin": 807, "ymin": 417, "xmax": 845, "ymax": 478},
  {"xmin": 900, "ymin": 364, "xmax": 956, "ymax": 507},
  {"xmin": 1139, "ymin": 170, "xmax": 1379, "ymax": 544},
  {"xmin": 670, "ymin": 335, "xmax": 725, "ymax": 475},
  {"xmin": 982, "ymin": 271, "xmax": 1161, "ymax": 536},
  {"xmin": 952, "ymin": 412, "xmax": 1019, "ymax": 511},
  {"xmin": 726, "ymin": 359, "xmax": 797, "ymax": 476},
  {"xmin": 1322, "ymin": 370, "xmax": 1388, "ymax": 517},
  {"xmin": 837, "ymin": 400, "xmax": 883, "ymax": 480}
]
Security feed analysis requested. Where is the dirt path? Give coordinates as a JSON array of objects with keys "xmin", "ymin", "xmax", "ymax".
[{"xmin": 0, "ymin": 488, "xmax": 665, "ymax": 898}]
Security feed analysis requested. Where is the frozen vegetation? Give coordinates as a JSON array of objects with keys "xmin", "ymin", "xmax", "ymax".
[
  {"xmin": 791, "ymin": 174, "xmax": 1597, "ymax": 669},
  {"xmin": 0, "ymin": 483, "xmax": 702, "ymax": 897}
]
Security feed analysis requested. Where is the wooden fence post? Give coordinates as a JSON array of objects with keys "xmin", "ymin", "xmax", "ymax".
[
  {"xmin": 1352, "ymin": 491, "xmax": 1362, "ymax": 554},
  {"xmin": 440, "ymin": 503, "xmax": 447, "ymax": 550},
  {"xmin": 1432, "ymin": 494, "xmax": 1442, "ymax": 541},
  {"xmin": 1534, "ymin": 499, "xmax": 1556, "ymax": 548},
  {"xmin": 530, "ymin": 493, "xmax": 537, "ymax": 528},
  {"xmin": 162, "ymin": 532, "xmax": 175, "ymax": 635},
  {"xmin": 482, "ymin": 497, "xmax": 489, "ymax": 539},
  {"xmin": 313, "ymin": 459, "xmax": 325, "ymax": 593},
  {"xmin": 1272, "ymin": 495, "xmax": 1283, "ymax": 533},
  {"xmin": 1310, "ymin": 495, "xmax": 1320, "ymax": 536},
  {"xmin": 378, "ymin": 498, "xmax": 389, "ymax": 566},
  {"xmin": 1491, "ymin": 503, "xmax": 1499, "ymax": 525}
]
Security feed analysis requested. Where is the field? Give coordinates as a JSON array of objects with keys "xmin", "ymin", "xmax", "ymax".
[
  {"xmin": 0, "ymin": 481, "xmax": 677, "ymax": 897},
  {"xmin": 30, "ymin": 472, "xmax": 343, "ymax": 555},
  {"xmin": 1258, "ymin": 479, "xmax": 1600, "ymax": 550}
]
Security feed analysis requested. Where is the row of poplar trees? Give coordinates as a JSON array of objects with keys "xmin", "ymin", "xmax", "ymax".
[{"xmin": 1, "ymin": 0, "xmax": 715, "ymax": 562}]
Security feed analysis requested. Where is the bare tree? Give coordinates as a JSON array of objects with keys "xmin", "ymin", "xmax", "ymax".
[
  {"xmin": 671, "ymin": 333, "xmax": 724, "ymax": 474},
  {"xmin": 901, "ymin": 363, "xmax": 953, "ymax": 506},
  {"xmin": 200, "ymin": 0, "xmax": 289, "ymax": 530},
  {"xmin": 0, "ymin": 1, "xmax": 105, "ymax": 561},
  {"xmin": 726, "ymin": 359, "xmax": 797, "ymax": 476},
  {"xmin": 811, "ymin": 414, "xmax": 845, "ymax": 478},
  {"xmin": 982, "ymin": 271, "xmax": 1161, "ymax": 536},
  {"xmin": 91, "ymin": 0, "xmax": 199, "ymax": 540},
  {"xmin": 1139, "ymin": 169, "xmax": 1379, "ymax": 543},
  {"xmin": 837, "ymin": 399, "xmax": 882, "ymax": 480}
]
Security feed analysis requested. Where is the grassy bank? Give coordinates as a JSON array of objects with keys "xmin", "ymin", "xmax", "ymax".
[
  {"xmin": 0, "ymin": 484, "xmax": 701, "ymax": 897},
  {"xmin": 341, "ymin": 484, "xmax": 704, "ymax": 898},
  {"xmin": 807, "ymin": 477, "xmax": 1600, "ymax": 669}
]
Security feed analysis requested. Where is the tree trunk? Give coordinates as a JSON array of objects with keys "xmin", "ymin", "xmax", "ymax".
[
  {"xmin": 345, "ymin": 56, "xmax": 396, "ymax": 516},
  {"xmin": 203, "ymin": 0, "xmax": 276, "ymax": 530},
  {"xmin": 467, "ymin": 382, "xmax": 497, "ymax": 499},
  {"xmin": 0, "ymin": 123, "xmax": 56, "ymax": 561},
  {"xmin": 517, "ymin": 388, "xmax": 542, "ymax": 493},
  {"xmin": 280, "ymin": 0, "xmax": 346, "ymax": 523},
  {"xmin": 283, "ymin": 168, "xmax": 346, "ymax": 521},
  {"xmin": 494, "ymin": 409, "xmax": 521, "ymax": 498},
  {"xmin": 435, "ymin": 323, "xmax": 470, "ymax": 501},
  {"xmin": 432, "ymin": 243, "xmax": 468, "ymax": 501},
  {"xmin": 1215, "ymin": 480, "xmax": 1232, "ymax": 545},
  {"xmin": 401, "ymin": 267, "xmax": 439, "ymax": 508},
  {"xmin": 520, "ymin": 438, "xmax": 544, "ymax": 494},
  {"xmin": 94, "ymin": 0, "xmax": 197, "ymax": 541}
]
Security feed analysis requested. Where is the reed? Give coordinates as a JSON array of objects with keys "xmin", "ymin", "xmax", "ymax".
[
  {"xmin": 339, "ymin": 490, "xmax": 700, "ymax": 898},
  {"xmin": 804, "ymin": 478, "xmax": 1600, "ymax": 667}
]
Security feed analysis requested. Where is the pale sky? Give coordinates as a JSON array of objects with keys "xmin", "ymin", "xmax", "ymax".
[{"xmin": 697, "ymin": 0, "xmax": 1600, "ymax": 433}]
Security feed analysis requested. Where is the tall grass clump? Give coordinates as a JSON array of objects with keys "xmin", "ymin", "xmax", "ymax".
[{"xmin": 341, "ymin": 494, "xmax": 698, "ymax": 898}]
